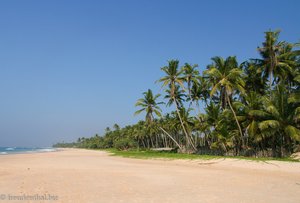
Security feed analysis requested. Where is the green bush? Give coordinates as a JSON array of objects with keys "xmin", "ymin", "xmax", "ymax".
[{"xmin": 113, "ymin": 138, "xmax": 137, "ymax": 150}]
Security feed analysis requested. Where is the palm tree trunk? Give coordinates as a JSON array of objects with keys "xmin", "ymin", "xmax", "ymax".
[
  {"xmin": 150, "ymin": 136, "xmax": 154, "ymax": 148},
  {"xmin": 155, "ymin": 134, "xmax": 159, "ymax": 148},
  {"xmin": 159, "ymin": 127, "xmax": 182, "ymax": 151},
  {"xmin": 270, "ymin": 71, "xmax": 273, "ymax": 89},
  {"xmin": 174, "ymin": 98, "xmax": 197, "ymax": 152},
  {"xmin": 161, "ymin": 134, "xmax": 166, "ymax": 148},
  {"xmin": 227, "ymin": 95, "xmax": 245, "ymax": 148},
  {"xmin": 269, "ymin": 70, "xmax": 273, "ymax": 99},
  {"xmin": 165, "ymin": 135, "xmax": 169, "ymax": 148}
]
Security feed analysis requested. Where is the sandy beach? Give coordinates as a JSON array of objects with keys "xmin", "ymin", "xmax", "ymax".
[{"xmin": 0, "ymin": 149, "xmax": 299, "ymax": 203}]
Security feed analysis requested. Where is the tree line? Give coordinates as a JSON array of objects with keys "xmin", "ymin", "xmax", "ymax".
[{"xmin": 54, "ymin": 30, "xmax": 300, "ymax": 158}]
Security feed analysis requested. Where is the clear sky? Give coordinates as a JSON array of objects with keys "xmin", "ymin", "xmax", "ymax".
[{"xmin": 0, "ymin": 0, "xmax": 299, "ymax": 147}]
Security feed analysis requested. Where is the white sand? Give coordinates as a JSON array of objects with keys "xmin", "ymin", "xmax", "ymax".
[{"xmin": 0, "ymin": 148, "xmax": 299, "ymax": 203}]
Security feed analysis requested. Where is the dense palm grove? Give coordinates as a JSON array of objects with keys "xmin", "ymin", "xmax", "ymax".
[{"xmin": 54, "ymin": 30, "xmax": 300, "ymax": 157}]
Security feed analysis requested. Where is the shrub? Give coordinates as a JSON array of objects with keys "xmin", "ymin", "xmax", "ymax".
[{"xmin": 113, "ymin": 138, "xmax": 137, "ymax": 150}]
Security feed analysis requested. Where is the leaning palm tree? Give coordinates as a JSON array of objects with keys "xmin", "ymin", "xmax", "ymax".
[
  {"xmin": 204, "ymin": 56, "xmax": 246, "ymax": 148},
  {"xmin": 134, "ymin": 89, "xmax": 182, "ymax": 150},
  {"xmin": 158, "ymin": 60, "xmax": 196, "ymax": 151}
]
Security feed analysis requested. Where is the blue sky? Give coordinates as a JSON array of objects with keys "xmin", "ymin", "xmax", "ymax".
[{"xmin": 0, "ymin": 0, "xmax": 299, "ymax": 147}]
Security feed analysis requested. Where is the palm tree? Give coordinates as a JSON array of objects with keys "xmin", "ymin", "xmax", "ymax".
[
  {"xmin": 182, "ymin": 63, "xmax": 209, "ymax": 123},
  {"xmin": 158, "ymin": 60, "xmax": 185, "ymax": 93},
  {"xmin": 276, "ymin": 42, "xmax": 300, "ymax": 92},
  {"xmin": 105, "ymin": 127, "xmax": 111, "ymax": 134},
  {"xmin": 257, "ymin": 30, "xmax": 295, "ymax": 92},
  {"xmin": 213, "ymin": 109, "xmax": 237, "ymax": 154},
  {"xmin": 182, "ymin": 63, "xmax": 199, "ymax": 101},
  {"xmin": 132, "ymin": 121, "xmax": 148, "ymax": 148},
  {"xmin": 113, "ymin": 124, "xmax": 120, "ymax": 131},
  {"xmin": 164, "ymin": 84, "xmax": 186, "ymax": 108},
  {"xmin": 204, "ymin": 56, "xmax": 246, "ymax": 148},
  {"xmin": 189, "ymin": 76, "xmax": 211, "ymax": 122},
  {"xmin": 235, "ymin": 91, "xmax": 268, "ymax": 153},
  {"xmin": 258, "ymin": 84, "xmax": 300, "ymax": 157},
  {"xmin": 158, "ymin": 60, "xmax": 196, "ymax": 151},
  {"xmin": 134, "ymin": 89, "xmax": 182, "ymax": 150},
  {"xmin": 242, "ymin": 61, "xmax": 266, "ymax": 95},
  {"xmin": 135, "ymin": 89, "xmax": 163, "ymax": 123},
  {"xmin": 195, "ymin": 76, "xmax": 211, "ymax": 105}
]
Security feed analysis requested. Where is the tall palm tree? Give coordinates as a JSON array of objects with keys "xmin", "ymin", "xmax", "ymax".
[
  {"xmin": 204, "ymin": 56, "xmax": 246, "ymax": 148},
  {"xmin": 158, "ymin": 60, "xmax": 185, "ymax": 94},
  {"xmin": 182, "ymin": 63, "xmax": 199, "ymax": 101},
  {"xmin": 158, "ymin": 60, "xmax": 196, "ymax": 151},
  {"xmin": 182, "ymin": 63, "xmax": 208, "ymax": 123},
  {"xmin": 189, "ymin": 76, "xmax": 211, "ymax": 122},
  {"xmin": 195, "ymin": 76, "xmax": 211, "ymax": 105},
  {"xmin": 257, "ymin": 30, "xmax": 295, "ymax": 92},
  {"xmin": 164, "ymin": 84, "xmax": 186, "ymax": 108},
  {"xmin": 134, "ymin": 89, "xmax": 182, "ymax": 150}
]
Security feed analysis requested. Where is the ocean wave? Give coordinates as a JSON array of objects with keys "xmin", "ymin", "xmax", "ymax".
[
  {"xmin": 5, "ymin": 147, "xmax": 15, "ymax": 151},
  {"xmin": 36, "ymin": 148, "xmax": 57, "ymax": 152},
  {"xmin": 0, "ymin": 147, "xmax": 57, "ymax": 155}
]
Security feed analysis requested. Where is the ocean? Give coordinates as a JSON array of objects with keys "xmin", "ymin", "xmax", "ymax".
[{"xmin": 0, "ymin": 147, "xmax": 57, "ymax": 155}]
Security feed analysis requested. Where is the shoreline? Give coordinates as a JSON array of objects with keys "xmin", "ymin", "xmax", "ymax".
[{"xmin": 0, "ymin": 147, "xmax": 59, "ymax": 156}]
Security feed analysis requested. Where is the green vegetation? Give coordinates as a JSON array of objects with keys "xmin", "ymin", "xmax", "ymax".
[
  {"xmin": 54, "ymin": 30, "xmax": 300, "ymax": 159},
  {"xmin": 106, "ymin": 148, "xmax": 220, "ymax": 160},
  {"xmin": 105, "ymin": 149, "xmax": 298, "ymax": 162}
]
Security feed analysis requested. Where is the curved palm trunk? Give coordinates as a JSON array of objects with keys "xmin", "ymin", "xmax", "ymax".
[
  {"xmin": 159, "ymin": 127, "xmax": 182, "ymax": 151},
  {"xmin": 174, "ymin": 98, "xmax": 197, "ymax": 152},
  {"xmin": 227, "ymin": 95, "xmax": 245, "ymax": 148},
  {"xmin": 186, "ymin": 85, "xmax": 202, "ymax": 147}
]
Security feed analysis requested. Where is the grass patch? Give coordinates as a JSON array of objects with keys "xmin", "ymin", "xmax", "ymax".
[
  {"xmin": 104, "ymin": 148, "xmax": 299, "ymax": 162},
  {"xmin": 105, "ymin": 148, "xmax": 219, "ymax": 160},
  {"xmin": 225, "ymin": 155, "xmax": 299, "ymax": 162}
]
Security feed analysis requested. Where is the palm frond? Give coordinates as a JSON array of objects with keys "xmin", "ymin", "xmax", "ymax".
[
  {"xmin": 249, "ymin": 110, "xmax": 269, "ymax": 118},
  {"xmin": 259, "ymin": 120, "xmax": 280, "ymax": 130},
  {"xmin": 134, "ymin": 108, "xmax": 146, "ymax": 116},
  {"xmin": 288, "ymin": 93, "xmax": 300, "ymax": 104},
  {"xmin": 284, "ymin": 125, "xmax": 300, "ymax": 141}
]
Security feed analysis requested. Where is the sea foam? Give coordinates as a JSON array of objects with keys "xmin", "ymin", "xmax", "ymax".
[{"xmin": 5, "ymin": 147, "xmax": 15, "ymax": 151}]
